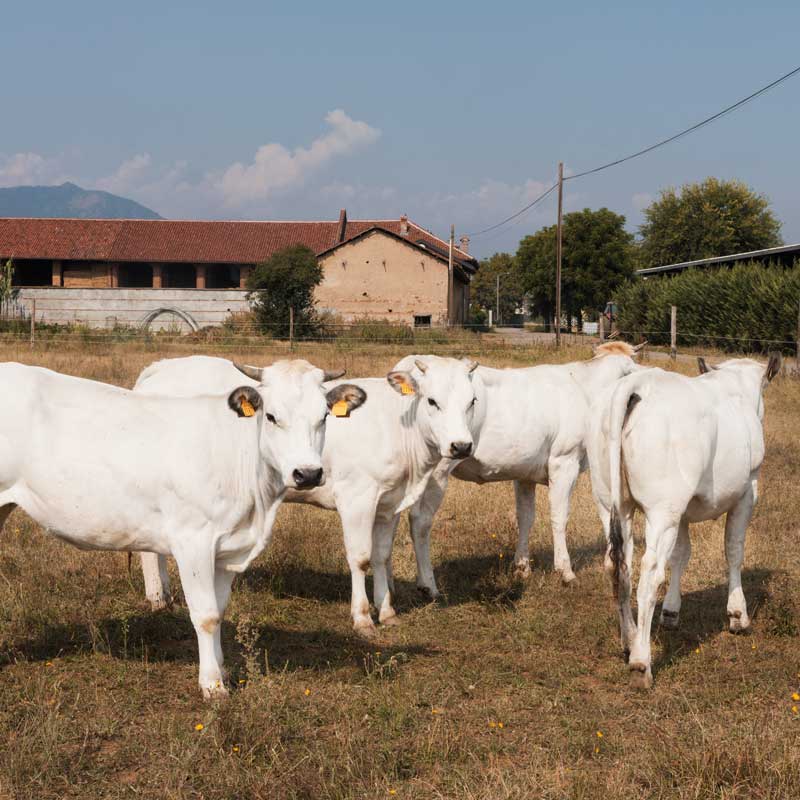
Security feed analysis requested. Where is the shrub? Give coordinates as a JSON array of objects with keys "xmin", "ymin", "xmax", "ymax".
[{"xmin": 616, "ymin": 260, "xmax": 800, "ymax": 353}]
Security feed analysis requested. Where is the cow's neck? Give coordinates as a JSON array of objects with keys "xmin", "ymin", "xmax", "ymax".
[{"xmin": 572, "ymin": 356, "xmax": 634, "ymax": 402}]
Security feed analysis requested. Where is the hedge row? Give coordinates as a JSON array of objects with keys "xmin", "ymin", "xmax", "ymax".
[{"xmin": 615, "ymin": 260, "xmax": 800, "ymax": 353}]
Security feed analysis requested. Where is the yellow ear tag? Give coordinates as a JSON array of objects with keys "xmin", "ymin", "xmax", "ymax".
[
  {"xmin": 240, "ymin": 399, "xmax": 256, "ymax": 417},
  {"xmin": 332, "ymin": 400, "xmax": 349, "ymax": 417},
  {"xmin": 400, "ymin": 380, "xmax": 415, "ymax": 395}
]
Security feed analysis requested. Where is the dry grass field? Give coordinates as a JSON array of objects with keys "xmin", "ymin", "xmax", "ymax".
[{"xmin": 0, "ymin": 339, "xmax": 798, "ymax": 799}]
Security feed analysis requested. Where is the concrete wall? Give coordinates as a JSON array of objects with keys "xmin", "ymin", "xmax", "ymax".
[
  {"xmin": 317, "ymin": 230, "xmax": 463, "ymax": 323},
  {"xmin": 17, "ymin": 287, "xmax": 249, "ymax": 331}
]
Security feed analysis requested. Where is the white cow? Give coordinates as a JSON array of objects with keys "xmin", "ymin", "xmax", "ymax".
[
  {"xmin": 403, "ymin": 341, "xmax": 645, "ymax": 597},
  {"xmin": 136, "ymin": 354, "xmax": 483, "ymax": 636},
  {"xmin": 587, "ymin": 354, "xmax": 781, "ymax": 688},
  {"xmin": 0, "ymin": 359, "xmax": 366, "ymax": 698}
]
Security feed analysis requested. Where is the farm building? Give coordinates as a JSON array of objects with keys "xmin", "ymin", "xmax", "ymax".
[
  {"xmin": 636, "ymin": 242, "xmax": 800, "ymax": 277},
  {"xmin": 0, "ymin": 211, "xmax": 477, "ymax": 329}
]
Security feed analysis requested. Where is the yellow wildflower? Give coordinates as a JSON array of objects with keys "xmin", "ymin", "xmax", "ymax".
[
  {"xmin": 389, "ymin": 791, "xmax": 397, "ymax": 796},
  {"xmin": 194, "ymin": 723, "xmax": 204, "ymax": 732},
  {"xmin": 304, "ymin": 688, "xmax": 311, "ymax": 696},
  {"xmin": 232, "ymin": 745, "xmax": 240, "ymax": 753},
  {"xmin": 792, "ymin": 692, "xmax": 800, "ymax": 702},
  {"xmin": 596, "ymin": 731, "xmax": 603, "ymax": 738},
  {"xmin": 497, "ymin": 722, "xmax": 504, "ymax": 729},
  {"xmin": 488, "ymin": 721, "xmax": 497, "ymax": 728},
  {"xmin": 792, "ymin": 706, "xmax": 798, "ymax": 714}
]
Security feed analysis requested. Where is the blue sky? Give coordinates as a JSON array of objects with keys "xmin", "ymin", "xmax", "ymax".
[{"xmin": 3, "ymin": 1, "xmax": 799, "ymax": 257}]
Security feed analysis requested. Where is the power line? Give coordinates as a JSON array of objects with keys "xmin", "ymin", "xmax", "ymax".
[
  {"xmin": 465, "ymin": 182, "xmax": 558, "ymax": 237},
  {"xmin": 468, "ymin": 63, "xmax": 800, "ymax": 238}
]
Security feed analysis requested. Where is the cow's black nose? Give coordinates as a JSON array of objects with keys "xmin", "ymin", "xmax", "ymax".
[
  {"xmin": 293, "ymin": 467, "xmax": 323, "ymax": 489},
  {"xmin": 450, "ymin": 441, "xmax": 473, "ymax": 458}
]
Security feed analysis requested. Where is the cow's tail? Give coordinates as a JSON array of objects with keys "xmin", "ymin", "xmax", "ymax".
[{"xmin": 607, "ymin": 377, "xmax": 641, "ymax": 599}]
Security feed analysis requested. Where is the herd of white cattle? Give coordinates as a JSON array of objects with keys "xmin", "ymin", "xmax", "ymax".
[{"xmin": 0, "ymin": 342, "xmax": 780, "ymax": 696}]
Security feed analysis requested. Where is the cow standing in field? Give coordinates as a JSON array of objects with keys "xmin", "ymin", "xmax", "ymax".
[
  {"xmin": 587, "ymin": 354, "xmax": 781, "ymax": 688},
  {"xmin": 136, "ymin": 354, "xmax": 482, "ymax": 636},
  {"xmin": 402, "ymin": 342, "xmax": 645, "ymax": 599},
  {"xmin": 0, "ymin": 360, "xmax": 365, "ymax": 698}
]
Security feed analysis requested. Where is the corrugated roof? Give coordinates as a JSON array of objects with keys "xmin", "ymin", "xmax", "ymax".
[
  {"xmin": 0, "ymin": 216, "xmax": 477, "ymax": 268},
  {"xmin": 636, "ymin": 242, "xmax": 800, "ymax": 276}
]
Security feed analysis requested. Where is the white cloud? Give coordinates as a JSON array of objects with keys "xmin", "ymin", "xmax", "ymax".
[
  {"xmin": 0, "ymin": 152, "xmax": 67, "ymax": 187},
  {"xmin": 216, "ymin": 109, "xmax": 381, "ymax": 207},
  {"xmin": 95, "ymin": 153, "xmax": 152, "ymax": 194},
  {"xmin": 632, "ymin": 192, "xmax": 653, "ymax": 212}
]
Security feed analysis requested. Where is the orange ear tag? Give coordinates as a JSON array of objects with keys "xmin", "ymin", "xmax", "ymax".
[
  {"xmin": 240, "ymin": 399, "xmax": 256, "ymax": 417},
  {"xmin": 332, "ymin": 400, "xmax": 349, "ymax": 418},
  {"xmin": 400, "ymin": 381, "xmax": 415, "ymax": 395}
]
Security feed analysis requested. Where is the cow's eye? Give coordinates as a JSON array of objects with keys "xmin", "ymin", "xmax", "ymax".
[
  {"xmin": 470, "ymin": 397, "xmax": 477, "ymax": 406},
  {"xmin": 427, "ymin": 398, "xmax": 439, "ymax": 410},
  {"xmin": 266, "ymin": 413, "xmax": 277, "ymax": 424}
]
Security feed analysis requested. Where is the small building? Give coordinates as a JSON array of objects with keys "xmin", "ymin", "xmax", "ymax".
[{"xmin": 0, "ymin": 211, "xmax": 477, "ymax": 329}]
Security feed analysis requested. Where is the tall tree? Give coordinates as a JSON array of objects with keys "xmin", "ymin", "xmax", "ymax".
[
  {"xmin": 516, "ymin": 208, "xmax": 634, "ymax": 326},
  {"xmin": 247, "ymin": 245, "xmax": 323, "ymax": 337},
  {"xmin": 638, "ymin": 177, "xmax": 782, "ymax": 268},
  {"xmin": 471, "ymin": 252, "xmax": 523, "ymax": 324}
]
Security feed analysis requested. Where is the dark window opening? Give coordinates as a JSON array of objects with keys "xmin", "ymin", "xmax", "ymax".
[
  {"xmin": 164, "ymin": 263, "xmax": 198, "ymax": 288},
  {"xmin": 118, "ymin": 263, "xmax": 153, "ymax": 288},
  {"xmin": 414, "ymin": 315, "xmax": 432, "ymax": 328},
  {"xmin": 11, "ymin": 259, "xmax": 52, "ymax": 286},
  {"xmin": 206, "ymin": 264, "xmax": 239, "ymax": 289}
]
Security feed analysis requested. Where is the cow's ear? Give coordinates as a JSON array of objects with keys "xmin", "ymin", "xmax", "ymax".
[
  {"xmin": 765, "ymin": 352, "xmax": 782, "ymax": 383},
  {"xmin": 462, "ymin": 357, "xmax": 479, "ymax": 373},
  {"xmin": 387, "ymin": 371, "xmax": 418, "ymax": 396},
  {"xmin": 228, "ymin": 386, "xmax": 262, "ymax": 418},
  {"xmin": 326, "ymin": 383, "xmax": 367, "ymax": 417}
]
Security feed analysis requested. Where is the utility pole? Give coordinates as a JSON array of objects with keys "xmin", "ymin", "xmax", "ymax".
[
  {"xmin": 448, "ymin": 225, "xmax": 454, "ymax": 326},
  {"xmin": 555, "ymin": 161, "xmax": 564, "ymax": 347}
]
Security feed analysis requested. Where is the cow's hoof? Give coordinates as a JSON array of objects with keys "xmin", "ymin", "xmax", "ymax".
[
  {"xmin": 380, "ymin": 614, "xmax": 402, "ymax": 627},
  {"xmin": 629, "ymin": 663, "xmax": 653, "ymax": 690},
  {"xmin": 201, "ymin": 680, "xmax": 229, "ymax": 701},
  {"xmin": 354, "ymin": 619, "xmax": 378, "ymax": 639},
  {"xmin": 148, "ymin": 597, "xmax": 169, "ymax": 611},
  {"xmin": 728, "ymin": 611, "xmax": 751, "ymax": 633},
  {"xmin": 560, "ymin": 569, "xmax": 577, "ymax": 585},
  {"xmin": 513, "ymin": 562, "xmax": 532, "ymax": 580},
  {"xmin": 660, "ymin": 610, "xmax": 680, "ymax": 629},
  {"xmin": 417, "ymin": 585, "xmax": 440, "ymax": 602}
]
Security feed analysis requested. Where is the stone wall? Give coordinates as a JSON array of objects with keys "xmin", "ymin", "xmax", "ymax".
[{"xmin": 17, "ymin": 287, "xmax": 249, "ymax": 331}]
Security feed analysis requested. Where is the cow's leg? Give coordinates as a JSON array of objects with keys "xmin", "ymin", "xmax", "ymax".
[
  {"xmin": 372, "ymin": 514, "xmax": 401, "ymax": 625},
  {"xmin": 725, "ymin": 487, "xmax": 755, "ymax": 633},
  {"xmin": 338, "ymin": 491, "xmax": 380, "ymax": 637},
  {"xmin": 660, "ymin": 518, "xmax": 690, "ymax": 629},
  {"xmin": 172, "ymin": 543, "xmax": 229, "ymax": 699},
  {"xmin": 600, "ymin": 503, "xmax": 637, "ymax": 657},
  {"xmin": 628, "ymin": 512, "xmax": 680, "ymax": 689},
  {"xmin": 547, "ymin": 455, "xmax": 580, "ymax": 583},
  {"xmin": 409, "ymin": 471, "xmax": 448, "ymax": 600},
  {"xmin": 513, "ymin": 481, "xmax": 536, "ymax": 579},
  {"xmin": 140, "ymin": 552, "xmax": 172, "ymax": 610}
]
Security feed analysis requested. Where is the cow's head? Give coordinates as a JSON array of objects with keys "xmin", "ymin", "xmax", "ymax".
[
  {"xmin": 387, "ymin": 355, "xmax": 480, "ymax": 460},
  {"xmin": 231, "ymin": 360, "xmax": 366, "ymax": 489}
]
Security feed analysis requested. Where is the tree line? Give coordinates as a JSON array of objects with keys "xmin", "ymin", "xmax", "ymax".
[{"xmin": 471, "ymin": 177, "xmax": 783, "ymax": 328}]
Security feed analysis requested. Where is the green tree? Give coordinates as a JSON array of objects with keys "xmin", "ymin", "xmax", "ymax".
[
  {"xmin": 471, "ymin": 252, "xmax": 523, "ymax": 324},
  {"xmin": 247, "ymin": 245, "xmax": 323, "ymax": 337},
  {"xmin": 0, "ymin": 259, "xmax": 13, "ymax": 303},
  {"xmin": 638, "ymin": 177, "xmax": 782, "ymax": 268},
  {"xmin": 516, "ymin": 208, "xmax": 634, "ymax": 327}
]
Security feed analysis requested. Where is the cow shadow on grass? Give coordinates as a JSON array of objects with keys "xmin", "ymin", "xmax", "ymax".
[
  {"xmin": 0, "ymin": 609, "xmax": 432, "ymax": 675},
  {"xmin": 240, "ymin": 540, "xmax": 605, "ymax": 614},
  {"xmin": 648, "ymin": 567, "xmax": 773, "ymax": 677}
]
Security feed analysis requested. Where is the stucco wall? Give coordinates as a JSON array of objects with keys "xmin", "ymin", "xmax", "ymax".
[
  {"xmin": 17, "ymin": 287, "xmax": 249, "ymax": 331},
  {"xmin": 317, "ymin": 231, "xmax": 457, "ymax": 323}
]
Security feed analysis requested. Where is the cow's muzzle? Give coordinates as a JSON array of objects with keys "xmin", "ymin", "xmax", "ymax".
[
  {"xmin": 292, "ymin": 466, "xmax": 324, "ymax": 489},
  {"xmin": 449, "ymin": 441, "xmax": 473, "ymax": 459}
]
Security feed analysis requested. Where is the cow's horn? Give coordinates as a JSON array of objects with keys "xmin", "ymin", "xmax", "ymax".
[
  {"xmin": 633, "ymin": 340, "xmax": 648, "ymax": 352},
  {"xmin": 414, "ymin": 359, "xmax": 429, "ymax": 374},
  {"xmin": 463, "ymin": 357, "xmax": 478, "ymax": 373},
  {"xmin": 323, "ymin": 368, "xmax": 346, "ymax": 382},
  {"xmin": 234, "ymin": 362, "xmax": 263, "ymax": 381}
]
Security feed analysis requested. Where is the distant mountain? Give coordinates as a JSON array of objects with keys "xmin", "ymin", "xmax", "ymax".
[{"xmin": 0, "ymin": 182, "xmax": 162, "ymax": 219}]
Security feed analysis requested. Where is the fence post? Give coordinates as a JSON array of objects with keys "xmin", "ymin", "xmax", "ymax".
[
  {"xmin": 598, "ymin": 314, "xmax": 605, "ymax": 342},
  {"xmin": 670, "ymin": 305, "xmax": 677, "ymax": 361},
  {"xmin": 289, "ymin": 307, "xmax": 294, "ymax": 352},
  {"xmin": 30, "ymin": 298, "xmax": 36, "ymax": 348}
]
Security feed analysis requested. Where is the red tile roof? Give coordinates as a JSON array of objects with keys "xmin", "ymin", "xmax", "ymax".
[{"xmin": 0, "ymin": 216, "xmax": 476, "ymax": 268}]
